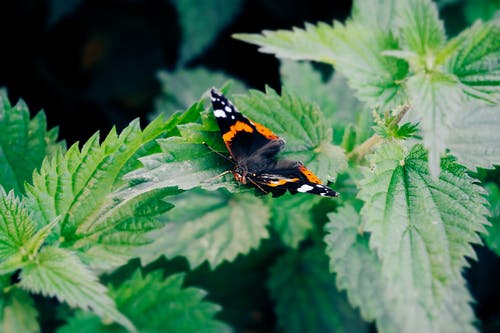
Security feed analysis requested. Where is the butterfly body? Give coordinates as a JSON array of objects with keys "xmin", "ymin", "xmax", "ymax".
[{"xmin": 210, "ymin": 88, "xmax": 337, "ymax": 197}]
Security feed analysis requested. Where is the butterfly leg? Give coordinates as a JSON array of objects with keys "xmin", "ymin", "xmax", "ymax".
[
  {"xmin": 201, "ymin": 170, "xmax": 232, "ymax": 184},
  {"xmin": 247, "ymin": 177, "xmax": 269, "ymax": 194}
]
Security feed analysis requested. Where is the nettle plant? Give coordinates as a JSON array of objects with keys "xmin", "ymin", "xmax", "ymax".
[{"xmin": 1, "ymin": 0, "xmax": 499, "ymax": 332}]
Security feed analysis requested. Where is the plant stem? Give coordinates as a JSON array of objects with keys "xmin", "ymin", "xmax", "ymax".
[{"xmin": 347, "ymin": 104, "xmax": 411, "ymax": 162}]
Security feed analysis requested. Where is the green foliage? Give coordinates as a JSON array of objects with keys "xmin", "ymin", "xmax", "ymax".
[
  {"xmin": 0, "ymin": 90, "xmax": 61, "ymax": 194},
  {"xmin": 20, "ymin": 247, "xmax": 134, "ymax": 332},
  {"xmin": 136, "ymin": 188, "xmax": 270, "ymax": 268},
  {"xmin": 0, "ymin": 276, "xmax": 39, "ymax": 333},
  {"xmin": 155, "ymin": 68, "xmax": 246, "ymax": 119},
  {"xmin": 269, "ymin": 193, "xmax": 321, "ymax": 248},
  {"xmin": 236, "ymin": 0, "xmax": 500, "ymax": 175},
  {"xmin": 1, "ymin": 0, "xmax": 499, "ymax": 332},
  {"xmin": 444, "ymin": 21, "xmax": 500, "ymax": 102},
  {"xmin": 24, "ymin": 116, "xmax": 175, "ymax": 271},
  {"xmin": 483, "ymin": 182, "xmax": 500, "ymax": 256},
  {"xmin": 325, "ymin": 204, "xmax": 478, "ymax": 333},
  {"xmin": 58, "ymin": 270, "xmax": 231, "ymax": 333},
  {"xmin": 268, "ymin": 247, "xmax": 368, "ymax": 333},
  {"xmin": 172, "ymin": 0, "xmax": 243, "ymax": 65}
]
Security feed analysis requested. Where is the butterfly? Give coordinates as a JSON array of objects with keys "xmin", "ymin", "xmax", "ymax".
[{"xmin": 209, "ymin": 88, "xmax": 338, "ymax": 197}]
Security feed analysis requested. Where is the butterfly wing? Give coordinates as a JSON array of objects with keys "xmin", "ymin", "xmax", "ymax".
[
  {"xmin": 210, "ymin": 88, "xmax": 283, "ymax": 162},
  {"xmin": 253, "ymin": 160, "xmax": 338, "ymax": 197}
]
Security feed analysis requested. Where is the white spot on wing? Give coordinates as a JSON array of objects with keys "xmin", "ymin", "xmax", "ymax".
[
  {"xmin": 297, "ymin": 184, "xmax": 314, "ymax": 193},
  {"xmin": 225, "ymin": 106, "xmax": 232, "ymax": 112},
  {"xmin": 214, "ymin": 110, "xmax": 226, "ymax": 118},
  {"xmin": 231, "ymin": 115, "xmax": 235, "ymax": 119}
]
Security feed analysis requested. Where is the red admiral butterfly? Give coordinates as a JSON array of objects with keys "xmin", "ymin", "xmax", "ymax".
[{"xmin": 209, "ymin": 88, "xmax": 338, "ymax": 197}]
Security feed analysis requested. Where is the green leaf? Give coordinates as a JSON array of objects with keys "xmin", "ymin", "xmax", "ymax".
[
  {"xmin": 464, "ymin": 0, "xmax": 500, "ymax": 24},
  {"xmin": 279, "ymin": 60, "xmax": 366, "ymax": 143},
  {"xmin": 352, "ymin": 0, "xmax": 398, "ymax": 32},
  {"xmin": 154, "ymin": 68, "xmax": 246, "ymax": 119},
  {"xmin": 270, "ymin": 193, "xmax": 321, "ymax": 248},
  {"xmin": 173, "ymin": 0, "xmax": 243, "ymax": 65},
  {"xmin": 325, "ymin": 203, "xmax": 478, "ymax": 333},
  {"xmin": 0, "ymin": 188, "xmax": 59, "ymax": 275},
  {"xmin": 397, "ymin": 0, "xmax": 446, "ymax": 57},
  {"xmin": 358, "ymin": 142, "xmax": 488, "ymax": 326},
  {"xmin": 444, "ymin": 21, "xmax": 500, "ymax": 103},
  {"xmin": 268, "ymin": 247, "xmax": 369, "ymax": 333},
  {"xmin": 0, "ymin": 90, "xmax": 61, "ymax": 194},
  {"xmin": 19, "ymin": 246, "xmax": 134, "ymax": 332},
  {"xmin": 445, "ymin": 103, "xmax": 500, "ymax": 171},
  {"xmin": 483, "ymin": 182, "xmax": 500, "ymax": 256},
  {"xmin": 59, "ymin": 271, "xmax": 232, "ymax": 333},
  {"xmin": 406, "ymin": 72, "xmax": 464, "ymax": 177},
  {"xmin": 235, "ymin": 87, "xmax": 347, "ymax": 182},
  {"xmin": 329, "ymin": 22, "xmax": 409, "ymax": 109},
  {"xmin": 0, "ymin": 189, "xmax": 36, "ymax": 262},
  {"xmin": 136, "ymin": 188, "xmax": 270, "ymax": 269},
  {"xmin": 24, "ymin": 115, "xmax": 173, "ymax": 271},
  {"xmin": 236, "ymin": 23, "xmax": 409, "ymax": 109},
  {"xmin": 234, "ymin": 21, "xmax": 338, "ymax": 63},
  {"xmin": 325, "ymin": 204, "xmax": 400, "ymax": 332},
  {"xmin": 0, "ymin": 277, "xmax": 39, "ymax": 333}
]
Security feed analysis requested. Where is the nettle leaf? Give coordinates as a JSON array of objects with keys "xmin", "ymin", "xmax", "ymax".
[
  {"xmin": 0, "ymin": 90, "xmax": 61, "ymax": 194},
  {"xmin": 444, "ymin": 21, "xmax": 500, "ymax": 103},
  {"xmin": 268, "ymin": 247, "xmax": 368, "ymax": 333},
  {"xmin": 279, "ymin": 60, "xmax": 338, "ymax": 120},
  {"xmin": 24, "ymin": 115, "xmax": 173, "ymax": 270},
  {"xmin": 236, "ymin": 22, "xmax": 408, "ymax": 110},
  {"xmin": 233, "ymin": 21, "xmax": 338, "ymax": 63},
  {"xmin": 0, "ymin": 189, "xmax": 59, "ymax": 275},
  {"xmin": 352, "ymin": 0, "xmax": 397, "ymax": 32},
  {"xmin": 173, "ymin": 0, "xmax": 243, "ymax": 65},
  {"xmin": 0, "ymin": 189, "xmax": 36, "ymax": 262},
  {"xmin": 279, "ymin": 60, "xmax": 366, "ymax": 143},
  {"xmin": 235, "ymin": 87, "xmax": 347, "ymax": 182},
  {"xmin": 325, "ymin": 204, "xmax": 478, "ymax": 333},
  {"xmin": 325, "ymin": 205, "xmax": 400, "ymax": 332},
  {"xmin": 0, "ymin": 277, "xmax": 39, "ymax": 333},
  {"xmin": 331, "ymin": 22, "xmax": 409, "ymax": 109},
  {"xmin": 122, "ymin": 104, "xmax": 235, "ymax": 195},
  {"xmin": 406, "ymin": 73, "xmax": 463, "ymax": 177},
  {"xmin": 397, "ymin": 0, "xmax": 446, "ymax": 57},
  {"xmin": 136, "ymin": 188, "xmax": 269, "ymax": 269},
  {"xmin": 358, "ymin": 142, "xmax": 487, "ymax": 327},
  {"xmin": 19, "ymin": 246, "xmax": 134, "ymax": 332},
  {"xmin": 483, "ymin": 182, "xmax": 500, "ymax": 257},
  {"xmin": 269, "ymin": 193, "xmax": 321, "ymax": 248},
  {"xmin": 155, "ymin": 68, "xmax": 246, "ymax": 119},
  {"xmin": 59, "ymin": 271, "xmax": 231, "ymax": 333},
  {"xmin": 445, "ymin": 103, "xmax": 500, "ymax": 171}
]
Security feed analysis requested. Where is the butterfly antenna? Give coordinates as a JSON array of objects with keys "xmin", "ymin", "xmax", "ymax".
[{"xmin": 202, "ymin": 142, "xmax": 235, "ymax": 164}]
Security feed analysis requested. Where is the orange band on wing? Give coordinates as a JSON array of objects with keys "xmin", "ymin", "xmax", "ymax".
[
  {"xmin": 298, "ymin": 165, "xmax": 322, "ymax": 184},
  {"xmin": 223, "ymin": 121, "xmax": 254, "ymax": 143},
  {"xmin": 266, "ymin": 178, "xmax": 300, "ymax": 187},
  {"xmin": 254, "ymin": 123, "xmax": 279, "ymax": 139}
]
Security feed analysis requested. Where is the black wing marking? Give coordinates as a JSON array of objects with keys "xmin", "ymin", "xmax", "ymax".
[
  {"xmin": 210, "ymin": 88, "xmax": 282, "ymax": 161},
  {"xmin": 252, "ymin": 160, "xmax": 338, "ymax": 197}
]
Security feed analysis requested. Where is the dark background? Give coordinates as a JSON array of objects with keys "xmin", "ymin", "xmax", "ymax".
[{"xmin": 0, "ymin": 0, "xmax": 499, "ymax": 332}]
